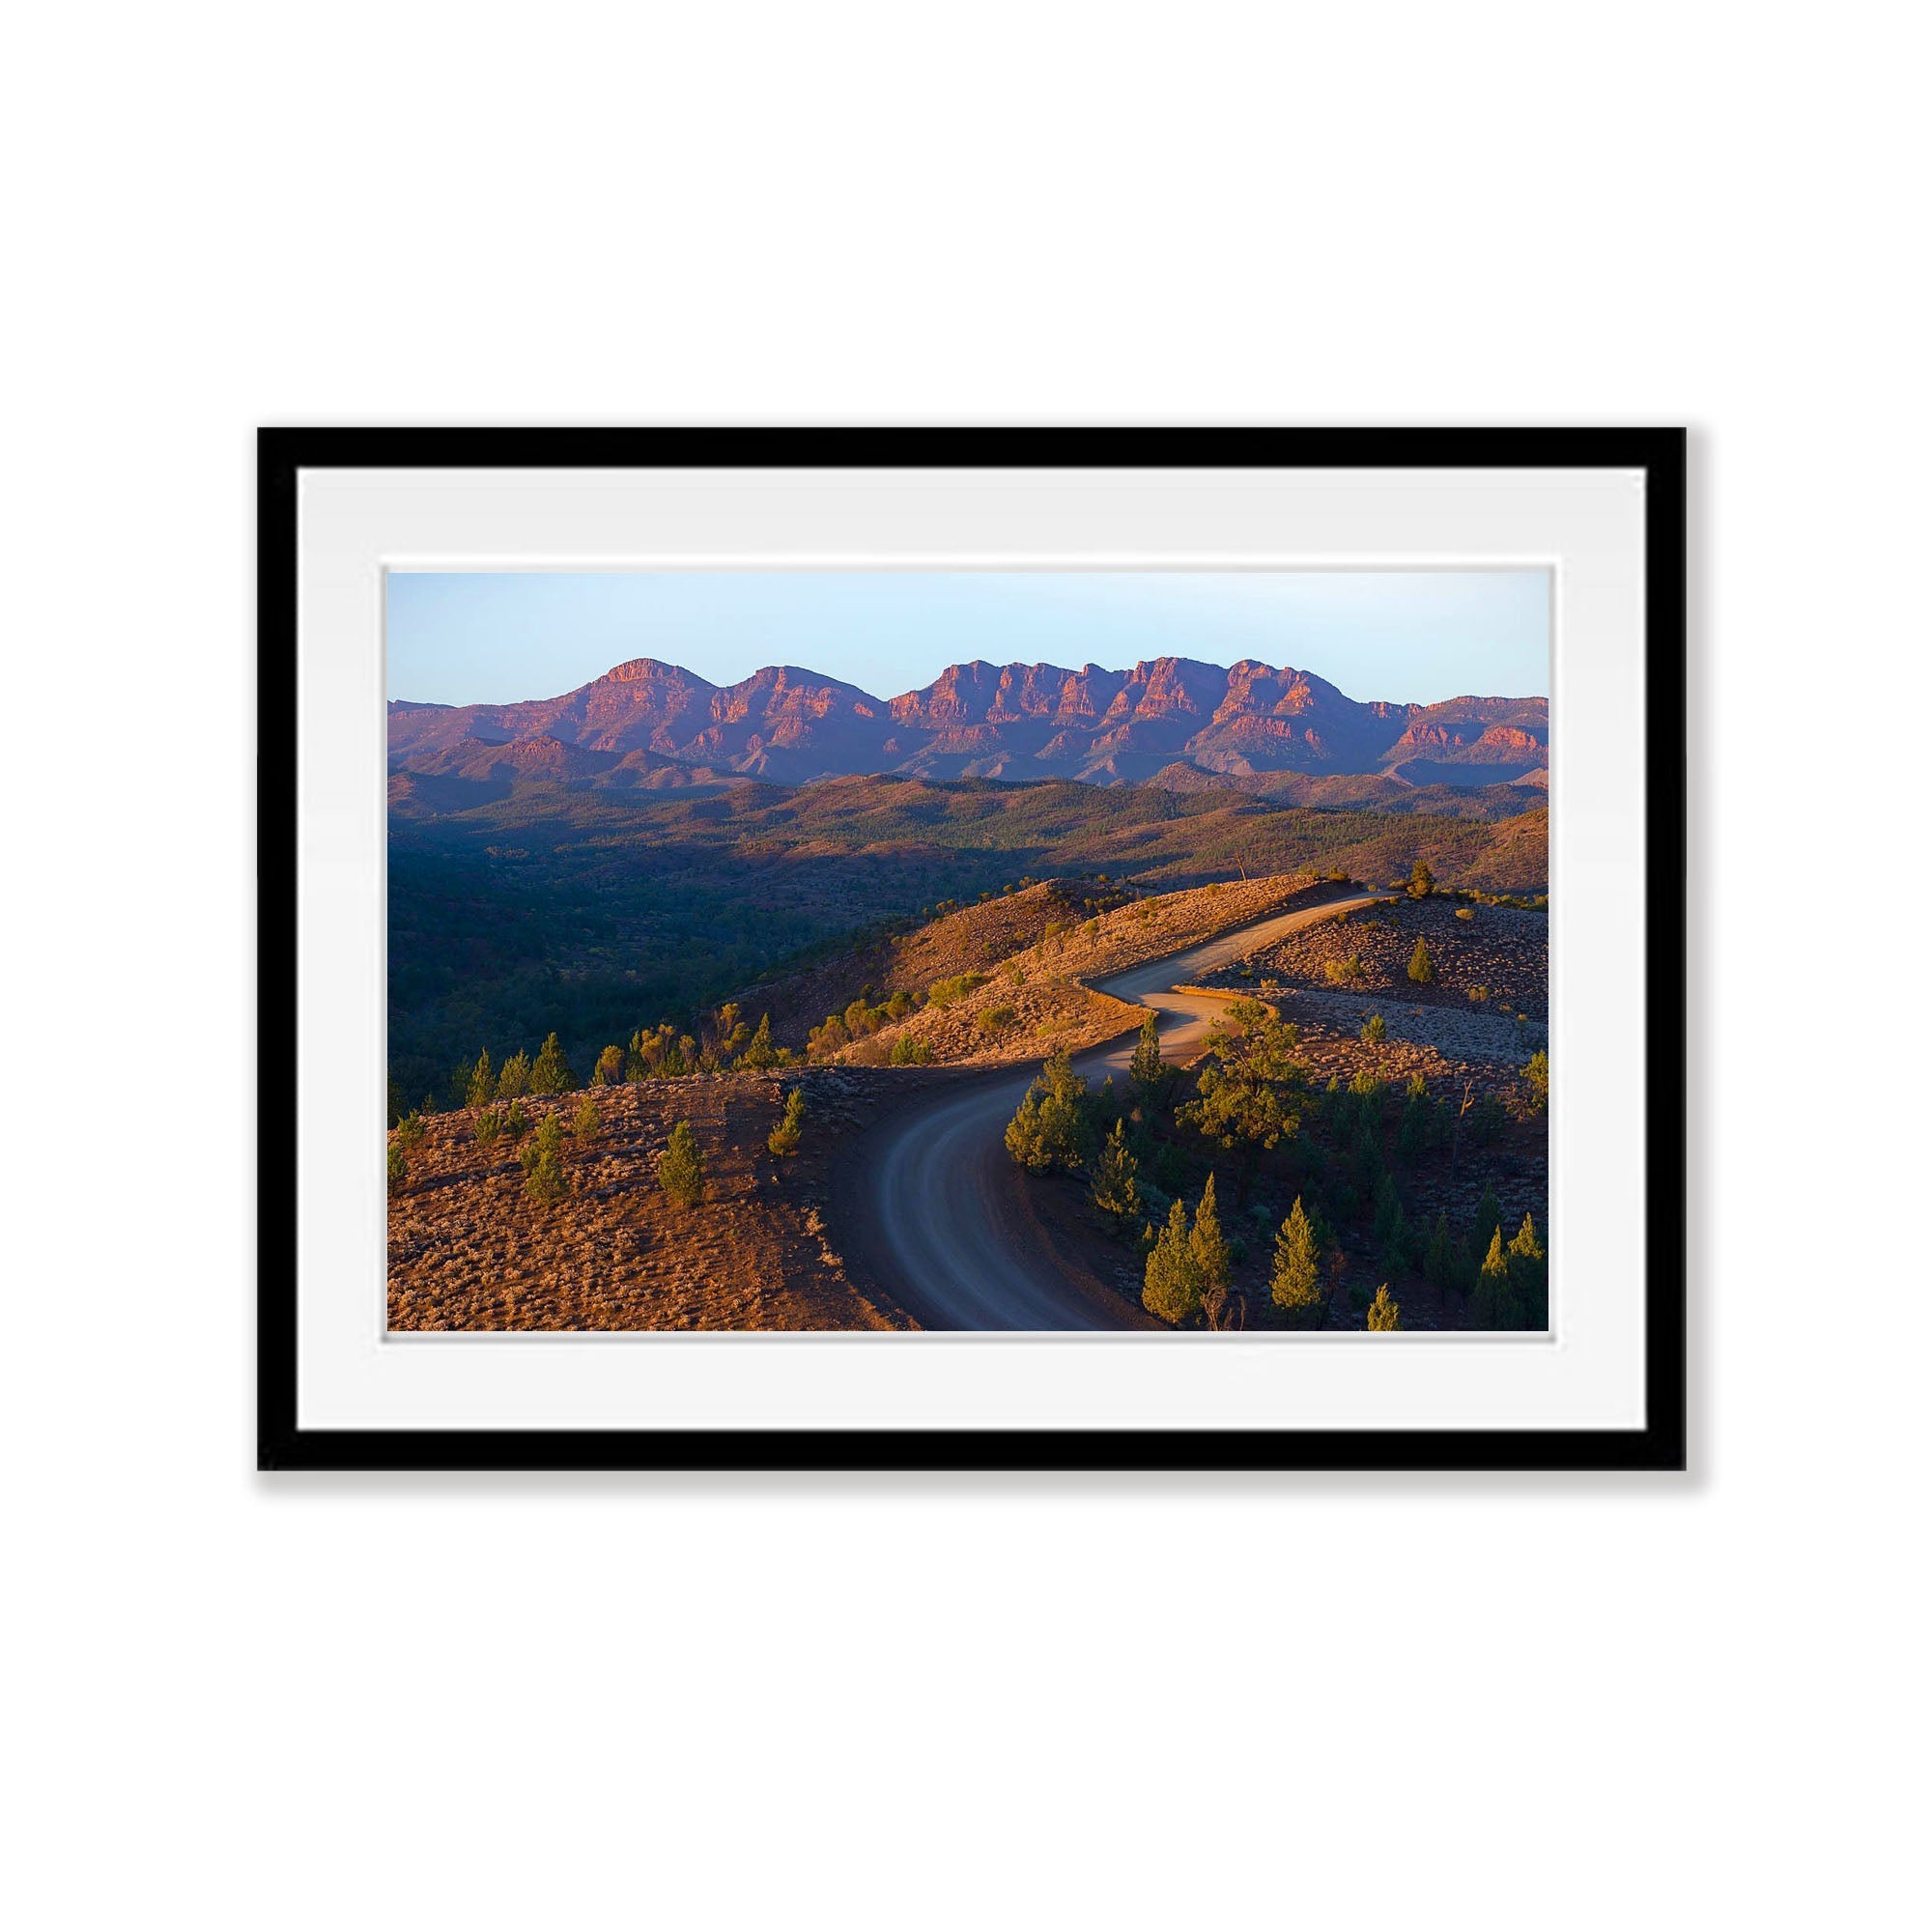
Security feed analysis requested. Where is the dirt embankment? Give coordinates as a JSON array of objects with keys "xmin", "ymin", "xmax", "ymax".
[
  {"xmin": 386, "ymin": 1070, "xmax": 916, "ymax": 1331},
  {"xmin": 830, "ymin": 873, "xmax": 1360, "ymax": 1070}
]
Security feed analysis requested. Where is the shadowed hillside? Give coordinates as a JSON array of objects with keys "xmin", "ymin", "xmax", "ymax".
[{"xmin": 387, "ymin": 768, "xmax": 1547, "ymax": 1110}]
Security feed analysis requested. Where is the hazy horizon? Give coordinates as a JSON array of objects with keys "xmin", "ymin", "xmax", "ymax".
[{"xmin": 386, "ymin": 569, "xmax": 1550, "ymax": 709}]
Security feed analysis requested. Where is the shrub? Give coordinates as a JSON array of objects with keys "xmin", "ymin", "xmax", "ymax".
[
  {"xmin": 1407, "ymin": 938, "xmax": 1435, "ymax": 984},
  {"xmin": 520, "ymin": 1115, "xmax": 568, "ymax": 1205},
  {"xmin": 657, "ymin": 1120, "xmax": 704, "ymax": 1208},
  {"xmin": 1522, "ymin": 1049, "xmax": 1549, "ymax": 1112},
  {"xmin": 594, "ymin": 1044, "xmax": 625, "ymax": 1086},
  {"xmin": 926, "ymin": 972, "xmax": 988, "ymax": 1009},
  {"xmin": 1469, "ymin": 1094, "xmax": 1507, "ymax": 1145},
  {"xmin": 572, "ymin": 1094, "xmax": 601, "ymax": 1143},
  {"xmin": 889, "ymin": 1035, "xmax": 933, "ymax": 1065},
  {"xmin": 767, "ymin": 1088, "xmax": 805, "ymax": 1157},
  {"xmin": 1366, "ymin": 1284, "xmax": 1401, "ymax": 1330},
  {"xmin": 1325, "ymin": 952, "xmax": 1367, "ymax": 986},
  {"xmin": 1455, "ymin": 906, "xmax": 1476, "ymax": 922},
  {"xmin": 977, "ymin": 1005, "xmax": 1016, "ymax": 1036},
  {"xmin": 1361, "ymin": 1013, "xmax": 1387, "ymax": 1043}
]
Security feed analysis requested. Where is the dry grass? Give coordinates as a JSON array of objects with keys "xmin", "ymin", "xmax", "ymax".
[
  {"xmin": 830, "ymin": 873, "xmax": 1340, "ymax": 1068},
  {"xmin": 387, "ymin": 1072, "xmax": 914, "ymax": 1330},
  {"xmin": 1224, "ymin": 894, "xmax": 1548, "ymax": 1021}
]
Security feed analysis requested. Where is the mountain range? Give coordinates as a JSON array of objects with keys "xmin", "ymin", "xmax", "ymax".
[{"xmin": 388, "ymin": 656, "xmax": 1548, "ymax": 792}]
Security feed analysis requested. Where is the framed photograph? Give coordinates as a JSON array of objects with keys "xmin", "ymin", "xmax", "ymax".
[{"xmin": 260, "ymin": 428, "xmax": 1685, "ymax": 1471}]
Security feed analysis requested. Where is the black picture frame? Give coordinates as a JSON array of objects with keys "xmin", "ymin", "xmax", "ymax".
[{"xmin": 258, "ymin": 427, "xmax": 1686, "ymax": 1473}]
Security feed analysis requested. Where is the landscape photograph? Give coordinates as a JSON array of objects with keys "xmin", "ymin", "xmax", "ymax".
[{"xmin": 385, "ymin": 570, "xmax": 1551, "ymax": 1334}]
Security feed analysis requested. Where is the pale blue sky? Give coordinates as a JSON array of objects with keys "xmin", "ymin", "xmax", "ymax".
[{"xmin": 385, "ymin": 570, "xmax": 1548, "ymax": 707}]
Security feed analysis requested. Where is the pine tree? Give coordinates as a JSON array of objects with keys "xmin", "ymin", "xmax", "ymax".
[
  {"xmin": 657, "ymin": 1120, "xmax": 704, "ymax": 1208},
  {"xmin": 1004, "ymin": 1050, "xmax": 1090, "ymax": 1173},
  {"xmin": 1089, "ymin": 1119, "xmax": 1142, "ymax": 1229},
  {"xmin": 1398, "ymin": 1080, "xmax": 1432, "ymax": 1156},
  {"xmin": 1407, "ymin": 860, "xmax": 1435, "ymax": 898},
  {"xmin": 1271, "ymin": 1195, "xmax": 1323, "ymax": 1321},
  {"xmin": 767, "ymin": 1088, "xmax": 805, "ymax": 1156},
  {"xmin": 1407, "ymin": 937, "xmax": 1435, "ymax": 984},
  {"xmin": 386, "ymin": 1141, "xmax": 408, "ymax": 1194},
  {"xmin": 1366, "ymin": 1284, "xmax": 1401, "ymax": 1330},
  {"xmin": 1142, "ymin": 1199, "xmax": 1203, "ymax": 1324},
  {"xmin": 1424, "ymin": 1211, "xmax": 1455, "ymax": 1288},
  {"xmin": 594, "ymin": 1044, "xmax": 625, "ymax": 1086},
  {"xmin": 1471, "ymin": 1182, "xmax": 1503, "ymax": 1256},
  {"xmin": 1129, "ymin": 1011, "xmax": 1167, "ymax": 1097},
  {"xmin": 1361, "ymin": 1012, "xmax": 1388, "ymax": 1042},
  {"xmin": 497, "ymin": 1050, "xmax": 531, "ymax": 1099},
  {"xmin": 1508, "ymin": 1211, "xmax": 1548, "ymax": 1331},
  {"xmin": 1004, "ymin": 1088, "xmax": 1051, "ymax": 1170},
  {"xmin": 1470, "ymin": 1227, "xmax": 1510, "ymax": 1327},
  {"xmin": 739, "ymin": 1013, "xmax": 779, "ymax": 1069},
  {"xmin": 572, "ymin": 1094, "xmax": 601, "ymax": 1142},
  {"xmin": 1372, "ymin": 1172, "xmax": 1404, "ymax": 1249},
  {"xmin": 1373, "ymin": 1173, "xmax": 1409, "ymax": 1275},
  {"xmin": 530, "ymin": 1032, "xmax": 574, "ymax": 1095},
  {"xmin": 520, "ymin": 1115, "xmax": 568, "ymax": 1205},
  {"xmin": 1188, "ymin": 1175, "xmax": 1230, "ymax": 1297},
  {"xmin": 465, "ymin": 1048, "xmax": 495, "ymax": 1109}
]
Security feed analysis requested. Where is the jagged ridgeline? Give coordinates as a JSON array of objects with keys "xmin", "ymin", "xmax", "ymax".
[
  {"xmin": 388, "ymin": 654, "xmax": 1548, "ymax": 789},
  {"xmin": 386, "ymin": 656, "xmax": 1548, "ymax": 1106}
]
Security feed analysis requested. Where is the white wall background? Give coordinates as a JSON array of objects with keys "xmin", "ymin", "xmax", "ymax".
[{"xmin": 6, "ymin": 5, "xmax": 1923, "ymax": 1927}]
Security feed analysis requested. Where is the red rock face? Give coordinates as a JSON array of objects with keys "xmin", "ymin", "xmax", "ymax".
[{"xmin": 388, "ymin": 655, "xmax": 1548, "ymax": 787}]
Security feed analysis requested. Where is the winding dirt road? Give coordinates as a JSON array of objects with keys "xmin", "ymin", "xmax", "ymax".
[{"xmin": 837, "ymin": 889, "xmax": 1394, "ymax": 1329}]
